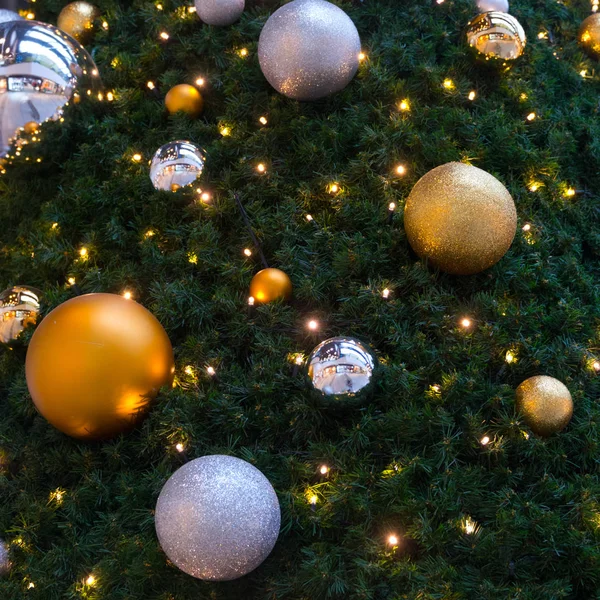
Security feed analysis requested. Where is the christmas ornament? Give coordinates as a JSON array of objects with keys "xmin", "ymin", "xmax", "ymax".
[
  {"xmin": 150, "ymin": 140, "xmax": 206, "ymax": 192},
  {"xmin": 249, "ymin": 268, "xmax": 292, "ymax": 303},
  {"xmin": 0, "ymin": 286, "xmax": 41, "ymax": 344},
  {"xmin": 195, "ymin": 0, "xmax": 245, "ymax": 26},
  {"xmin": 403, "ymin": 162, "xmax": 516, "ymax": 275},
  {"xmin": 25, "ymin": 293, "xmax": 174, "ymax": 440},
  {"xmin": 515, "ymin": 375, "xmax": 573, "ymax": 437},
  {"xmin": 57, "ymin": 1, "xmax": 100, "ymax": 42},
  {"xmin": 165, "ymin": 84, "xmax": 204, "ymax": 117},
  {"xmin": 475, "ymin": 0, "xmax": 508, "ymax": 13},
  {"xmin": 0, "ymin": 540, "xmax": 10, "ymax": 575},
  {"xmin": 307, "ymin": 337, "xmax": 377, "ymax": 402},
  {"xmin": 0, "ymin": 9, "xmax": 21, "ymax": 24},
  {"xmin": 155, "ymin": 455, "xmax": 280, "ymax": 581},
  {"xmin": 258, "ymin": 0, "xmax": 361, "ymax": 100},
  {"xmin": 579, "ymin": 14, "xmax": 600, "ymax": 59},
  {"xmin": 0, "ymin": 20, "xmax": 99, "ymax": 156},
  {"xmin": 466, "ymin": 12, "xmax": 526, "ymax": 62}
]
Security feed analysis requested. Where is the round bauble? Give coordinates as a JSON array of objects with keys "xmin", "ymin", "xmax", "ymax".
[
  {"xmin": 150, "ymin": 140, "xmax": 206, "ymax": 192},
  {"xmin": 466, "ymin": 12, "xmax": 526, "ymax": 63},
  {"xmin": 0, "ymin": 9, "xmax": 22, "ymax": 24},
  {"xmin": 165, "ymin": 84, "xmax": 204, "ymax": 117},
  {"xmin": 515, "ymin": 375, "xmax": 573, "ymax": 437},
  {"xmin": 195, "ymin": 0, "xmax": 245, "ymax": 26},
  {"xmin": 404, "ymin": 162, "xmax": 517, "ymax": 275},
  {"xmin": 57, "ymin": 1, "xmax": 100, "ymax": 42},
  {"xmin": 579, "ymin": 14, "xmax": 600, "ymax": 59},
  {"xmin": 475, "ymin": 0, "xmax": 508, "ymax": 13},
  {"xmin": 307, "ymin": 337, "xmax": 377, "ymax": 403},
  {"xmin": 0, "ymin": 540, "xmax": 10, "ymax": 575},
  {"xmin": 249, "ymin": 268, "xmax": 292, "ymax": 304},
  {"xmin": 258, "ymin": 0, "xmax": 361, "ymax": 100},
  {"xmin": 155, "ymin": 455, "xmax": 280, "ymax": 581},
  {"xmin": 0, "ymin": 286, "xmax": 41, "ymax": 344},
  {"xmin": 25, "ymin": 293, "xmax": 174, "ymax": 440},
  {"xmin": 0, "ymin": 20, "xmax": 99, "ymax": 156}
]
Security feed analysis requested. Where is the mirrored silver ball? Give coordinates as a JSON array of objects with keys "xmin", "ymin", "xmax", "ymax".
[
  {"xmin": 307, "ymin": 336, "xmax": 377, "ymax": 402},
  {"xmin": 475, "ymin": 0, "xmax": 508, "ymax": 13},
  {"xmin": 0, "ymin": 10, "xmax": 22, "ymax": 24},
  {"xmin": 0, "ymin": 285, "xmax": 41, "ymax": 344},
  {"xmin": 0, "ymin": 20, "xmax": 100, "ymax": 156},
  {"xmin": 466, "ymin": 12, "xmax": 526, "ymax": 63},
  {"xmin": 150, "ymin": 140, "xmax": 206, "ymax": 192}
]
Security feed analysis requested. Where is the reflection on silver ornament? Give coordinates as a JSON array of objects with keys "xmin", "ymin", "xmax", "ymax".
[
  {"xmin": 307, "ymin": 336, "xmax": 377, "ymax": 402},
  {"xmin": 475, "ymin": 0, "xmax": 508, "ymax": 13},
  {"xmin": 0, "ymin": 285, "xmax": 41, "ymax": 344},
  {"xmin": 466, "ymin": 12, "xmax": 525, "ymax": 62},
  {"xmin": 0, "ymin": 539, "xmax": 10, "ymax": 575},
  {"xmin": 195, "ymin": 0, "xmax": 245, "ymax": 26},
  {"xmin": 0, "ymin": 9, "xmax": 21, "ymax": 24},
  {"xmin": 258, "ymin": 0, "xmax": 361, "ymax": 100},
  {"xmin": 155, "ymin": 455, "xmax": 280, "ymax": 581},
  {"xmin": 0, "ymin": 20, "xmax": 100, "ymax": 156},
  {"xmin": 149, "ymin": 140, "xmax": 206, "ymax": 192}
]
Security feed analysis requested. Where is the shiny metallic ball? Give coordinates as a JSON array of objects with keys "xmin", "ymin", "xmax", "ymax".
[
  {"xmin": 195, "ymin": 0, "xmax": 245, "ymax": 26},
  {"xmin": 475, "ymin": 0, "xmax": 508, "ymax": 13},
  {"xmin": 258, "ymin": 0, "xmax": 361, "ymax": 100},
  {"xmin": 150, "ymin": 140, "xmax": 206, "ymax": 192},
  {"xmin": 0, "ymin": 285, "xmax": 41, "ymax": 344},
  {"xmin": 0, "ymin": 540, "xmax": 9, "ymax": 575},
  {"xmin": 0, "ymin": 20, "xmax": 100, "ymax": 156},
  {"xmin": 155, "ymin": 455, "xmax": 281, "ymax": 581},
  {"xmin": 0, "ymin": 10, "xmax": 22, "ymax": 24},
  {"xmin": 307, "ymin": 337, "xmax": 377, "ymax": 403},
  {"xmin": 579, "ymin": 13, "xmax": 600, "ymax": 59},
  {"xmin": 466, "ymin": 12, "xmax": 526, "ymax": 63}
]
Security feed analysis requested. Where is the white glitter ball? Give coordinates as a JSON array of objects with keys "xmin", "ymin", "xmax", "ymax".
[
  {"xmin": 155, "ymin": 455, "xmax": 281, "ymax": 581},
  {"xmin": 194, "ymin": 0, "xmax": 245, "ymax": 26},
  {"xmin": 475, "ymin": 0, "xmax": 509, "ymax": 13}
]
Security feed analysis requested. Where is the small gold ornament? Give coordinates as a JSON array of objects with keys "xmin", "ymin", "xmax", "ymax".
[
  {"xmin": 57, "ymin": 1, "xmax": 100, "ymax": 42},
  {"xmin": 249, "ymin": 268, "xmax": 292, "ymax": 303},
  {"xmin": 466, "ymin": 11, "xmax": 526, "ymax": 63},
  {"xmin": 579, "ymin": 14, "xmax": 600, "ymax": 59},
  {"xmin": 515, "ymin": 375, "xmax": 573, "ymax": 437},
  {"xmin": 23, "ymin": 121, "xmax": 38, "ymax": 135},
  {"xmin": 165, "ymin": 84, "xmax": 204, "ymax": 117},
  {"xmin": 404, "ymin": 162, "xmax": 517, "ymax": 275}
]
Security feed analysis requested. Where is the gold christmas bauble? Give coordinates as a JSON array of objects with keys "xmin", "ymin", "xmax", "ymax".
[
  {"xmin": 165, "ymin": 84, "xmax": 204, "ymax": 117},
  {"xmin": 57, "ymin": 1, "xmax": 100, "ymax": 42},
  {"xmin": 579, "ymin": 14, "xmax": 600, "ymax": 59},
  {"xmin": 23, "ymin": 121, "xmax": 38, "ymax": 135},
  {"xmin": 466, "ymin": 11, "xmax": 526, "ymax": 63},
  {"xmin": 515, "ymin": 375, "xmax": 573, "ymax": 437},
  {"xmin": 25, "ymin": 293, "xmax": 175, "ymax": 440},
  {"xmin": 403, "ymin": 162, "xmax": 517, "ymax": 275},
  {"xmin": 249, "ymin": 268, "xmax": 292, "ymax": 303}
]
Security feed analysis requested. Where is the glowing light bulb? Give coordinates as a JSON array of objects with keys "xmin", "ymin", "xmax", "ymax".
[
  {"xmin": 522, "ymin": 223, "xmax": 531, "ymax": 232},
  {"xmin": 207, "ymin": 366, "xmax": 216, "ymax": 376},
  {"xmin": 79, "ymin": 247, "xmax": 88, "ymax": 257},
  {"xmin": 306, "ymin": 214, "xmax": 313, "ymax": 222},
  {"xmin": 395, "ymin": 164, "xmax": 406, "ymax": 175},
  {"xmin": 243, "ymin": 248, "xmax": 252, "ymax": 257},
  {"xmin": 468, "ymin": 90, "xmax": 476, "ymax": 100},
  {"xmin": 382, "ymin": 288, "xmax": 390, "ymax": 299},
  {"xmin": 256, "ymin": 163, "xmax": 266, "ymax": 173},
  {"xmin": 430, "ymin": 384, "xmax": 441, "ymax": 393},
  {"xmin": 537, "ymin": 31, "xmax": 548, "ymax": 39},
  {"xmin": 188, "ymin": 252, "xmax": 198, "ymax": 264},
  {"xmin": 147, "ymin": 81, "xmax": 155, "ymax": 90},
  {"xmin": 122, "ymin": 291, "xmax": 132, "ymax": 300},
  {"xmin": 220, "ymin": 127, "xmax": 230, "ymax": 137},
  {"xmin": 309, "ymin": 495, "xmax": 318, "ymax": 505},
  {"xmin": 358, "ymin": 52, "xmax": 366, "ymax": 61},
  {"xmin": 85, "ymin": 575, "xmax": 96, "ymax": 586},
  {"xmin": 189, "ymin": 5, "xmax": 196, "ymax": 12},
  {"xmin": 195, "ymin": 77, "xmax": 205, "ymax": 86},
  {"xmin": 460, "ymin": 317, "xmax": 471, "ymax": 328},
  {"xmin": 388, "ymin": 202, "xmax": 396, "ymax": 211},
  {"xmin": 248, "ymin": 296, "xmax": 255, "ymax": 306},
  {"xmin": 26, "ymin": 12, "xmax": 35, "ymax": 20},
  {"xmin": 329, "ymin": 183, "xmax": 339, "ymax": 194},
  {"xmin": 307, "ymin": 320, "xmax": 319, "ymax": 331},
  {"xmin": 132, "ymin": 153, "xmax": 142, "ymax": 162},
  {"xmin": 505, "ymin": 350, "xmax": 515, "ymax": 364},
  {"xmin": 480, "ymin": 435, "xmax": 490, "ymax": 446},
  {"xmin": 175, "ymin": 443, "xmax": 185, "ymax": 452},
  {"xmin": 259, "ymin": 116, "xmax": 268, "ymax": 125},
  {"xmin": 144, "ymin": 229, "xmax": 155, "ymax": 238},
  {"xmin": 565, "ymin": 188, "xmax": 576, "ymax": 197},
  {"xmin": 159, "ymin": 31, "xmax": 169, "ymax": 40},
  {"xmin": 580, "ymin": 70, "xmax": 587, "ymax": 78},
  {"xmin": 443, "ymin": 78, "xmax": 454, "ymax": 90},
  {"xmin": 295, "ymin": 355, "xmax": 304, "ymax": 365},
  {"xmin": 28, "ymin": 582, "xmax": 35, "ymax": 589},
  {"xmin": 319, "ymin": 465, "xmax": 329, "ymax": 475},
  {"xmin": 239, "ymin": 48, "xmax": 248, "ymax": 57},
  {"xmin": 463, "ymin": 517, "xmax": 476, "ymax": 535},
  {"xmin": 68, "ymin": 277, "xmax": 76, "ymax": 286},
  {"xmin": 51, "ymin": 222, "xmax": 58, "ymax": 230},
  {"xmin": 102, "ymin": 21, "xmax": 109, "ymax": 29},
  {"xmin": 529, "ymin": 183, "xmax": 539, "ymax": 192},
  {"xmin": 593, "ymin": 361, "xmax": 600, "ymax": 372},
  {"xmin": 106, "ymin": 92, "xmax": 114, "ymax": 101},
  {"xmin": 388, "ymin": 534, "xmax": 399, "ymax": 546},
  {"xmin": 526, "ymin": 112, "xmax": 536, "ymax": 121},
  {"xmin": 398, "ymin": 99, "xmax": 410, "ymax": 111},
  {"xmin": 200, "ymin": 192, "xmax": 211, "ymax": 202},
  {"xmin": 156, "ymin": 3, "xmax": 163, "ymax": 9},
  {"xmin": 184, "ymin": 366, "xmax": 194, "ymax": 376}
]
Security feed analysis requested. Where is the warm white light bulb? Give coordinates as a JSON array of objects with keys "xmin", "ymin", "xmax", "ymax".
[
  {"xmin": 480, "ymin": 435, "xmax": 490, "ymax": 446},
  {"xmin": 382, "ymin": 288, "xmax": 390, "ymax": 299},
  {"xmin": 122, "ymin": 291, "xmax": 132, "ymax": 300},
  {"xmin": 85, "ymin": 575, "xmax": 96, "ymax": 586},
  {"xmin": 207, "ymin": 366, "xmax": 216, "ymax": 376},
  {"xmin": 388, "ymin": 534, "xmax": 399, "ymax": 546},
  {"xmin": 307, "ymin": 320, "xmax": 318, "ymax": 331},
  {"xmin": 175, "ymin": 443, "xmax": 185, "ymax": 453},
  {"xmin": 248, "ymin": 296, "xmax": 255, "ymax": 306},
  {"xmin": 460, "ymin": 318, "xmax": 471, "ymax": 328},
  {"xmin": 319, "ymin": 465, "xmax": 329, "ymax": 475}
]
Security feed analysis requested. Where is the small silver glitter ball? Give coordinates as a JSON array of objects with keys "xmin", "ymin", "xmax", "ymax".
[
  {"xmin": 475, "ymin": 0, "xmax": 508, "ymax": 13},
  {"xmin": 0, "ymin": 540, "xmax": 10, "ymax": 575},
  {"xmin": 195, "ymin": 0, "xmax": 245, "ymax": 26},
  {"xmin": 307, "ymin": 336, "xmax": 377, "ymax": 403},
  {"xmin": 0, "ymin": 9, "xmax": 22, "ymax": 24},
  {"xmin": 149, "ymin": 140, "xmax": 206, "ymax": 192},
  {"xmin": 155, "ymin": 455, "xmax": 281, "ymax": 581},
  {"xmin": 0, "ymin": 285, "xmax": 41, "ymax": 344},
  {"xmin": 258, "ymin": 0, "xmax": 361, "ymax": 100}
]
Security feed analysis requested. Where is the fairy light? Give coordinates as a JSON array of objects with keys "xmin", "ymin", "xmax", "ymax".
[
  {"xmin": 122, "ymin": 291, "xmax": 132, "ymax": 300},
  {"xmin": 102, "ymin": 20, "xmax": 109, "ymax": 29},
  {"xmin": 537, "ymin": 31, "xmax": 548, "ymax": 39},
  {"xmin": 175, "ymin": 442, "xmax": 185, "ymax": 452},
  {"xmin": 307, "ymin": 319, "xmax": 319, "ymax": 331},
  {"xmin": 156, "ymin": 3, "xmax": 163, "ymax": 9},
  {"xmin": 184, "ymin": 365, "xmax": 195, "ymax": 376},
  {"xmin": 430, "ymin": 384, "xmax": 441, "ymax": 393},
  {"xmin": 382, "ymin": 288, "xmax": 390, "ymax": 299},
  {"xmin": 49, "ymin": 489, "xmax": 64, "ymax": 504},
  {"xmin": 147, "ymin": 81, "xmax": 155, "ymax": 90},
  {"xmin": 460, "ymin": 317, "xmax": 471, "ymax": 328},
  {"xmin": 144, "ymin": 229, "xmax": 155, "ymax": 238},
  {"xmin": 28, "ymin": 582, "xmax": 35, "ymax": 589},
  {"xmin": 97, "ymin": 92, "xmax": 104, "ymax": 101},
  {"xmin": 132, "ymin": 153, "xmax": 142, "ymax": 162},
  {"xmin": 259, "ymin": 116, "xmax": 268, "ymax": 125},
  {"xmin": 188, "ymin": 252, "xmax": 198, "ymax": 264},
  {"xmin": 239, "ymin": 48, "xmax": 248, "ymax": 57},
  {"xmin": 309, "ymin": 495, "xmax": 318, "ymax": 505},
  {"xmin": 248, "ymin": 296, "xmax": 255, "ymax": 306},
  {"xmin": 358, "ymin": 51, "xmax": 366, "ymax": 61},
  {"xmin": 580, "ymin": 70, "xmax": 588, "ymax": 78},
  {"xmin": 68, "ymin": 277, "xmax": 76, "ymax": 286},
  {"xmin": 565, "ymin": 187, "xmax": 576, "ymax": 197},
  {"xmin": 26, "ymin": 12, "xmax": 35, "ymax": 20},
  {"xmin": 195, "ymin": 77, "xmax": 205, "ymax": 86},
  {"xmin": 79, "ymin": 247, "xmax": 88, "ymax": 258},
  {"xmin": 388, "ymin": 202, "xmax": 396, "ymax": 212},
  {"xmin": 106, "ymin": 92, "xmax": 114, "ymax": 101},
  {"xmin": 505, "ymin": 350, "xmax": 515, "ymax": 364},
  {"xmin": 243, "ymin": 248, "xmax": 252, "ymax": 257},
  {"xmin": 468, "ymin": 90, "xmax": 476, "ymax": 101},
  {"xmin": 295, "ymin": 355, "xmax": 304, "ymax": 365},
  {"xmin": 207, "ymin": 366, "xmax": 216, "ymax": 376},
  {"xmin": 85, "ymin": 575, "xmax": 96, "ymax": 586},
  {"xmin": 398, "ymin": 99, "xmax": 410, "ymax": 112},
  {"xmin": 256, "ymin": 163, "xmax": 266, "ymax": 173},
  {"xmin": 395, "ymin": 164, "xmax": 406, "ymax": 175},
  {"xmin": 189, "ymin": 5, "xmax": 196, "ymax": 12},
  {"xmin": 463, "ymin": 517, "xmax": 476, "ymax": 535},
  {"xmin": 329, "ymin": 183, "xmax": 339, "ymax": 194},
  {"xmin": 443, "ymin": 78, "xmax": 455, "ymax": 90},
  {"xmin": 220, "ymin": 126, "xmax": 231, "ymax": 137},
  {"xmin": 593, "ymin": 361, "xmax": 600, "ymax": 372},
  {"xmin": 51, "ymin": 222, "xmax": 58, "ymax": 230},
  {"xmin": 526, "ymin": 112, "xmax": 536, "ymax": 122},
  {"xmin": 306, "ymin": 214, "xmax": 313, "ymax": 222},
  {"xmin": 387, "ymin": 534, "xmax": 399, "ymax": 546},
  {"xmin": 159, "ymin": 31, "xmax": 169, "ymax": 41},
  {"xmin": 522, "ymin": 223, "xmax": 531, "ymax": 232},
  {"xmin": 200, "ymin": 192, "xmax": 211, "ymax": 202},
  {"xmin": 319, "ymin": 465, "xmax": 329, "ymax": 475},
  {"xmin": 480, "ymin": 435, "xmax": 490, "ymax": 446},
  {"xmin": 528, "ymin": 182, "xmax": 539, "ymax": 192}
]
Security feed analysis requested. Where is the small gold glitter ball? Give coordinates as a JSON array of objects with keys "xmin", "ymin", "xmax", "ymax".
[
  {"xmin": 403, "ymin": 162, "xmax": 517, "ymax": 275},
  {"xmin": 249, "ymin": 268, "xmax": 292, "ymax": 304},
  {"xmin": 579, "ymin": 14, "xmax": 600, "ymax": 59},
  {"xmin": 165, "ymin": 84, "xmax": 204, "ymax": 117},
  {"xmin": 57, "ymin": 1, "xmax": 100, "ymax": 42},
  {"xmin": 515, "ymin": 375, "xmax": 573, "ymax": 437}
]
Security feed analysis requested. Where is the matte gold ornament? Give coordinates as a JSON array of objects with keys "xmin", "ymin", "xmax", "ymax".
[
  {"xmin": 57, "ymin": 1, "xmax": 100, "ymax": 42},
  {"xmin": 466, "ymin": 11, "xmax": 526, "ymax": 63},
  {"xmin": 579, "ymin": 14, "xmax": 600, "ymax": 59},
  {"xmin": 26, "ymin": 293, "xmax": 174, "ymax": 440},
  {"xmin": 404, "ymin": 162, "xmax": 517, "ymax": 275},
  {"xmin": 515, "ymin": 375, "xmax": 573, "ymax": 437},
  {"xmin": 0, "ymin": 286, "xmax": 41, "ymax": 344},
  {"xmin": 249, "ymin": 268, "xmax": 292, "ymax": 303},
  {"xmin": 165, "ymin": 84, "xmax": 204, "ymax": 117}
]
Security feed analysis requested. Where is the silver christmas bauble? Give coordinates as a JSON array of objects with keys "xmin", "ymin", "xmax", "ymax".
[
  {"xmin": 466, "ymin": 12, "xmax": 526, "ymax": 62},
  {"xmin": 0, "ymin": 9, "xmax": 22, "ymax": 24},
  {"xmin": 475, "ymin": 0, "xmax": 508, "ymax": 13},
  {"xmin": 307, "ymin": 336, "xmax": 377, "ymax": 403},
  {"xmin": 0, "ymin": 20, "xmax": 99, "ymax": 156},
  {"xmin": 0, "ymin": 540, "xmax": 10, "ymax": 575},
  {"xmin": 149, "ymin": 140, "xmax": 206, "ymax": 192},
  {"xmin": 195, "ymin": 0, "xmax": 245, "ymax": 26},
  {"xmin": 258, "ymin": 0, "xmax": 361, "ymax": 100},
  {"xmin": 0, "ymin": 285, "xmax": 41, "ymax": 344},
  {"xmin": 155, "ymin": 455, "xmax": 280, "ymax": 581}
]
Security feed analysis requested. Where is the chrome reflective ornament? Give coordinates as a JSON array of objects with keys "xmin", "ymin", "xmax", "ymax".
[
  {"xmin": 0, "ymin": 20, "xmax": 100, "ymax": 156},
  {"xmin": 307, "ymin": 336, "xmax": 377, "ymax": 402},
  {"xmin": 150, "ymin": 140, "xmax": 206, "ymax": 192},
  {"xmin": 466, "ymin": 12, "xmax": 525, "ymax": 63},
  {"xmin": 0, "ymin": 539, "xmax": 10, "ymax": 575},
  {"xmin": 0, "ymin": 285, "xmax": 41, "ymax": 344},
  {"xmin": 0, "ymin": 10, "xmax": 22, "ymax": 24}
]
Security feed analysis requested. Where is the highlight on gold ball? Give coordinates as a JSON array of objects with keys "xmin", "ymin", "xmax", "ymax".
[
  {"xmin": 165, "ymin": 84, "xmax": 204, "ymax": 117},
  {"xmin": 249, "ymin": 268, "xmax": 292, "ymax": 304}
]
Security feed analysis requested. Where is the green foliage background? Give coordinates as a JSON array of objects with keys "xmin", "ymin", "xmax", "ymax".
[{"xmin": 1, "ymin": 0, "xmax": 600, "ymax": 597}]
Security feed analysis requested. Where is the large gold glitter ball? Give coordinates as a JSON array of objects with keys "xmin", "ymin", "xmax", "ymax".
[
  {"xmin": 515, "ymin": 375, "xmax": 573, "ymax": 437},
  {"xmin": 57, "ymin": 1, "xmax": 100, "ymax": 42},
  {"xmin": 579, "ymin": 14, "xmax": 600, "ymax": 59},
  {"xmin": 403, "ymin": 162, "xmax": 517, "ymax": 275},
  {"xmin": 165, "ymin": 84, "xmax": 204, "ymax": 117},
  {"xmin": 249, "ymin": 268, "xmax": 292, "ymax": 303},
  {"xmin": 466, "ymin": 11, "xmax": 526, "ymax": 63}
]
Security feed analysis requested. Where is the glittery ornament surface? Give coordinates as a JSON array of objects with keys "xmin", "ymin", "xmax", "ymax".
[
  {"xmin": 466, "ymin": 12, "xmax": 526, "ymax": 62},
  {"xmin": 475, "ymin": 0, "xmax": 508, "ymax": 13},
  {"xmin": 155, "ymin": 455, "xmax": 280, "ymax": 581},
  {"xmin": 515, "ymin": 376, "xmax": 573, "ymax": 437},
  {"xmin": 0, "ymin": 286, "xmax": 40, "ymax": 344},
  {"xmin": 0, "ymin": 540, "xmax": 10, "ymax": 575},
  {"xmin": 258, "ymin": 0, "xmax": 360, "ymax": 100},
  {"xmin": 579, "ymin": 14, "xmax": 600, "ymax": 59},
  {"xmin": 404, "ymin": 162, "xmax": 516, "ymax": 275},
  {"xmin": 57, "ymin": 1, "xmax": 100, "ymax": 42},
  {"xmin": 150, "ymin": 140, "xmax": 206, "ymax": 192},
  {"xmin": 194, "ymin": 0, "xmax": 245, "ymax": 26}
]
